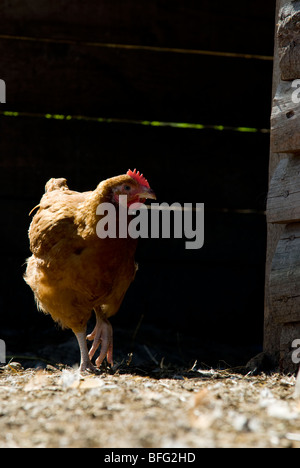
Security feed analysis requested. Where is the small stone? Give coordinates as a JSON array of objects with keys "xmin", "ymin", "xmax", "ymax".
[{"xmin": 5, "ymin": 362, "xmax": 23, "ymax": 371}]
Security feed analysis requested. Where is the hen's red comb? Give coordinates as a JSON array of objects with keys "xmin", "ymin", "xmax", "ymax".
[{"xmin": 127, "ymin": 169, "xmax": 150, "ymax": 188}]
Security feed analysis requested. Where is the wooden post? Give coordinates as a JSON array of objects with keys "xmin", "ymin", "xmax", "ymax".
[{"xmin": 265, "ymin": 0, "xmax": 300, "ymax": 372}]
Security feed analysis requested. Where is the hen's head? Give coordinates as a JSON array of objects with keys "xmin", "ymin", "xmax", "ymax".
[{"xmin": 109, "ymin": 169, "xmax": 156, "ymax": 207}]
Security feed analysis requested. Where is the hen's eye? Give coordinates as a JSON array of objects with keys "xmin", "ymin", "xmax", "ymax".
[{"xmin": 124, "ymin": 185, "xmax": 131, "ymax": 191}]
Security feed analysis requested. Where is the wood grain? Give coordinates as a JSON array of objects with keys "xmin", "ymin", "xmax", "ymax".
[
  {"xmin": 278, "ymin": 1, "xmax": 300, "ymax": 80},
  {"xmin": 267, "ymin": 156, "xmax": 300, "ymax": 223},
  {"xmin": 264, "ymin": 0, "xmax": 287, "ymax": 357},
  {"xmin": 269, "ymin": 223, "xmax": 300, "ymax": 324},
  {"xmin": 271, "ymin": 80, "xmax": 300, "ymax": 153}
]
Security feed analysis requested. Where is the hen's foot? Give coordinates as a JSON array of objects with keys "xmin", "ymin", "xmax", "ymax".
[
  {"xmin": 87, "ymin": 316, "xmax": 113, "ymax": 367},
  {"xmin": 75, "ymin": 331, "xmax": 101, "ymax": 374},
  {"xmin": 79, "ymin": 360, "xmax": 100, "ymax": 374}
]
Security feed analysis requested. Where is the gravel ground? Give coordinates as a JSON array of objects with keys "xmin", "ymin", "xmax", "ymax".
[{"xmin": 0, "ymin": 363, "xmax": 300, "ymax": 448}]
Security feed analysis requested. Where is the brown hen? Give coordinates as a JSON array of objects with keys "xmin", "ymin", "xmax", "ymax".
[{"xmin": 24, "ymin": 170, "xmax": 156, "ymax": 372}]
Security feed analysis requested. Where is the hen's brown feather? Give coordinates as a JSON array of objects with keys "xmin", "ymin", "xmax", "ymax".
[{"xmin": 25, "ymin": 175, "xmax": 138, "ymax": 333}]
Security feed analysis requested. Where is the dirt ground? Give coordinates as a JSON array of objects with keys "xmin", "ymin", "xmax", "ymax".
[{"xmin": 0, "ymin": 362, "xmax": 300, "ymax": 449}]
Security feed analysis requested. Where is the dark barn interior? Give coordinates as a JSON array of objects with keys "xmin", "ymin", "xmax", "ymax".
[{"xmin": 0, "ymin": 1, "xmax": 275, "ymax": 371}]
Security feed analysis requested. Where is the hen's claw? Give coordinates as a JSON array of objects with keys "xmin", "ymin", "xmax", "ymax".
[
  {"xmin": 79, "ymin": 360, "xmax": 99, "ymax": 374},
  {"xmin": 87, "ymin": 318, "xmax": 113, "ymax": 367}
]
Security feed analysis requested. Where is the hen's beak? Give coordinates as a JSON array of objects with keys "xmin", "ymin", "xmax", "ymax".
[{"xmin": 140, "ymin": 188, "xmax": 157, "ymax": 200}]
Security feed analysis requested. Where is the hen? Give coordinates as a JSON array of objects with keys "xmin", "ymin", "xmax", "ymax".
[{"xmin": 24, "ymin": 170, "xmax": 156, "ymax": 372}]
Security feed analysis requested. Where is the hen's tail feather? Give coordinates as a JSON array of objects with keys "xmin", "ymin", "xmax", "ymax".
[
  {"xmin": 28, "ymin": 178, "xmax": 69, "ymax": 216},
  {"xmin": 45, "ymin": 178, "xmax": 69, "ymax": 192},
  {"xmin": 29, "ymin": 205, "xmax": 40, "ymax": 216}
]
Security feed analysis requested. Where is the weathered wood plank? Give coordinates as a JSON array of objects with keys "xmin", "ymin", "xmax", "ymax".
[
  {"xmin": 0, "ymin": 0, "xmax": 275, "ymax": 56},
  {"xmin": 270, "ymin": 80, "xmax": 300, "ymax": 153},
  {"xmin": 264, "ymin": 0, "xmax": 291, "ymax": 361},
  {"xmin": 267, "ymin": 156, "xmax": 300, "ymax": 223},
  {"xmin": 0, "ymin": 116, "xmax": 270, "ymax": 209},
  {"xmin": 0, "ymin": 39, "xmax": 273, "ymax": 127},
  {"xmin": 269, "ymin": 223, "xmax": 300, "ymax": 324},
  {"xmin": 264, "ymin": 0, "xmax": 286, "ymax": 359},
  {"xmin": 278, "ymin": 1, "xmax": 300, "ymax": 80}
]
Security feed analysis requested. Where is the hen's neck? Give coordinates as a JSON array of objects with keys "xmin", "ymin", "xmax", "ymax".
[{"xmin": 76, "ymin": 181, "xmax": 117, "ymax": 238}]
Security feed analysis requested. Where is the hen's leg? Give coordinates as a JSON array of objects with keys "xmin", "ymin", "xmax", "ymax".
[
  {"xmin": 86, "ymin": 309, "xmax": 113, "ymax": 367},
  {"xmin": 74, "ymin": 330, "xmax": 98, "ymax": 373}
]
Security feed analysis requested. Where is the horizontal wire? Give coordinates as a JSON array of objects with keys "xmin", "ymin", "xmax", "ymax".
[
  {"xmin": 0, "ymin": 110, "xmax": 270, "ymax": 134},
  {"xmin": 0, "ymin": 34, "xmax": 273, "ymax": 61}
]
